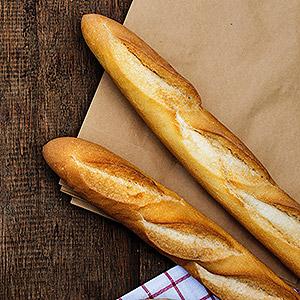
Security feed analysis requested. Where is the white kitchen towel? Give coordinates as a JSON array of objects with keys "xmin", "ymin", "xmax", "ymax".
[
  {"xmin": 118, "ymin": 266, "xmax": 300, "ymax": 300},
  {"xmin": 118, "ymin": 266, "xmax": 219, "ymax": 300}
]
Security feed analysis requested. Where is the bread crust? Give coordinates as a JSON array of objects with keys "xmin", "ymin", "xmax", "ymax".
[
  {"xmin": 43, "ymin": 137, "xmax": 299, "ymax": 300},
  {"xmin": 81, "ymin": 14, "xmax": 300, "ymax": 276}
]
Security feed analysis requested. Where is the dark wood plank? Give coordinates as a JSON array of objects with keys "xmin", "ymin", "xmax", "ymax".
[{"xmin": 0, "ymin": 0, "xmax": 172, "ymax": 299}]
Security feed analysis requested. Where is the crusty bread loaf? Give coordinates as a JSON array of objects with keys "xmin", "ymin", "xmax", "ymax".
[
  {"xmin": 81, "ymin": 14, "xmax": 300, "ymax": 276},
  {"xmin": 43, "ymin": 137, "xmax": 299, "ymax": 300}
]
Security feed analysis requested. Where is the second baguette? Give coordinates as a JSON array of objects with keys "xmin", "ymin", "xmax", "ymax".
[{"xmin": 43, "ymin": 137, "xmax": 299, "ymax": 300}]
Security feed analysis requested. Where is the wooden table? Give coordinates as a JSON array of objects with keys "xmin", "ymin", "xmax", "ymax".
[{"xmin": 1, "ymin": 1, "xmax": 172, "ymax": 298}]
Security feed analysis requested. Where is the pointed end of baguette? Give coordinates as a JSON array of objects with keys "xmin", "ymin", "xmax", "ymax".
[
  {"xmin": 43, "ymin": 137, "xmax": 77, "ymax": 175},
  {"xmin": 81, "ymin": 14, "xmax": 101, "ymax": 42},
  {"xmin": 81, "ymin": 14, "xmax": 119, "ymax": 67},
  {"xmin": 81, "ymin": 14, "xmax": 108, "ymax": 31},
  {"xmin": 81, "ymin": 14, "xmax": 98, "ymax": 37},
  {"xmin": 81, "ymin": 13, "xmax": 96, "ymax": 25}
]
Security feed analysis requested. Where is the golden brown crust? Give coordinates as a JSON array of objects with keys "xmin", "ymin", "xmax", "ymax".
[
  {"xmin": 101, "ymin": 16, "xmax": 201, "ymax": 104},
  {"xmin": 43, "ymin": 137, "xmax": 299, "ymax": 300},
  {"xmin": 81, "ymin": 14, "xmax": 300, "ymax": 276},
  {"xmin": 81, "ymin": 14, "xmax": 200, "ymax": 107}
]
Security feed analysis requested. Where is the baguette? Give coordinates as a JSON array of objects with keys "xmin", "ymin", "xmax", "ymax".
[
  {"xmin": 43, "ymin": 137, "xmax": 299, "ymax": 300},
  {"xmin": 81, "ymin": 14, "xmax": 300, "ymax": 276}
]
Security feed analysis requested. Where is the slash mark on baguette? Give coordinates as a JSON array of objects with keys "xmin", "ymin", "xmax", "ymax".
[
  {"xmin": 106, "ymin": 25, "xmax": 200, "ymax": 112},
  {"xmin": 177, "ymin": 113, "xmax": 300, "ymax": 247},
  {"xmin": 227, "ymin": 187, "xmax": 300, "ymax": 247},
  {"xmin": 143, "ymin": 220, "xmax": 240, "ymax": 261},
  {"xmin": 194, "ymin": 264, "xmax": 283, "ymax": 300},
  {"xmin": 72, "ymin": 157, "xmax": 176, "ymax": 205},
  {"xmin": 177, "ymin": 113, "xmax": 259, "ymax": 183}
]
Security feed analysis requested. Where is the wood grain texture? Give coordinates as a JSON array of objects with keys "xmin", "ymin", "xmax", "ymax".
[{"xmin": 0, "ymin": 0, "xmax": 172, "ymax": 299}]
